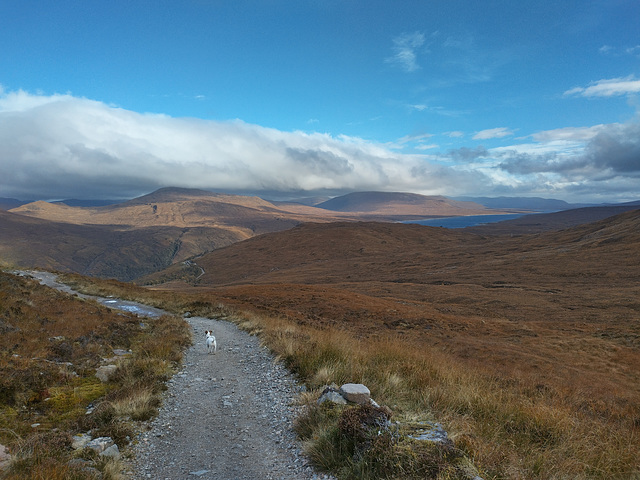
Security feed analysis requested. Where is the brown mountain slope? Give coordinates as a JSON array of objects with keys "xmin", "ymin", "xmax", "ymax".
[
  {"xmin": 0, "ymin": 210, "xmax": 240, "ymax": 280},
  {"xmin": 10, "ymin": 188, "xmax": 307, "ymax": 231},
  {"xmin": 315, "ymin": 191, "xmax": 495, "ymax": 215},
  {"xmin": 149, "ymin": 210, "xmax": 640, "ymax": 406},
  {"xmin": 160, "ymin": 209, "xmax": 640, "ymax": 288},
  {"xmin": 466, "ymin": 203, "xmax": 640, "ymax": 235},
  {"xmin": 9, "ymin": 187, "xmax": 512, "ymax": 230}
]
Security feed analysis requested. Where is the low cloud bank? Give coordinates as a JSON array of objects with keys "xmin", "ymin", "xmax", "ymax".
[
  {"xmin": 0, "ymin": 90, "xmax": 489, "ymax": 200},
  {"xmin": 0, "ymin": 89, "xmax": 638, "ymax": 203}
]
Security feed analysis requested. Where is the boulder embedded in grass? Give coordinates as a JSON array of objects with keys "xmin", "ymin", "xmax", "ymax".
[
  {"xmin": 318, "ymin": 390, "xmax": 347, "ymax": 405},
  {"xmin": 86, "ymin": 436, "xmax": 115, "ymax": 454},
  {"xmin": 339, "ymin": 383, "xmax": 371, "ymax": 405},
  {"xmin": 100, "ymin": 444, "xmax": 120, "ymax": 459},
  {"xmin": 95, "ymin": 364, "xmax": 118, "ymax": 382}
]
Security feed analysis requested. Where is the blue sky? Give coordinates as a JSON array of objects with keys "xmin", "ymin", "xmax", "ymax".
[{"xmin": 1, "ymin": 0, "xmax": 639, "ymax": 203}]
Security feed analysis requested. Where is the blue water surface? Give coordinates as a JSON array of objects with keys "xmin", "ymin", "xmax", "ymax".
[{"xmin": 404, "ymin": 213, "xmax": 526, "ymax": 228}]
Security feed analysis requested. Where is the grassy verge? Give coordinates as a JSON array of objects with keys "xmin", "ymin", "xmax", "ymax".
[
  {"xmin": 0, "ymin": 271, "xmax": 191, "ymax": 479},
  {"xmin": 54, "ymin": 273, "xmax": 640, "ymax": 479}
]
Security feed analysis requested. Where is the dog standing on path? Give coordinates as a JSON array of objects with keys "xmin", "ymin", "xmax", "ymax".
[{"xmin": 205, "ymin": 330, "xmax": 217, "ymax": 354}]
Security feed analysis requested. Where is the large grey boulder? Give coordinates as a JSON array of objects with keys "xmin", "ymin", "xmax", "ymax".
[{"xmin": 339, "ymin": 383, "xmax": 371, "ymax": 405}]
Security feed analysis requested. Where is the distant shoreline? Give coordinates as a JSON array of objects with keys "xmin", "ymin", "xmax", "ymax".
[{"xmin": 403, "ymin": 213, "xmax": 527, "ymax": 228}]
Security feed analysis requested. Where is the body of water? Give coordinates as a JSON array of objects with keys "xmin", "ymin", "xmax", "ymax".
[{"xmin": 404, "ymin": 213, "xmax": 527, "ymax": 228}]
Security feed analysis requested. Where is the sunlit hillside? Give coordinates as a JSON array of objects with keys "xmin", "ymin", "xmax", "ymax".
[
  {"xmin": 148, "ymin": 210, "xmax": 640, "ymax": 466},
  {"xmin": 1, "ymin": 188, "xmax": 511, "ymax": 281},
  {"xmin": 59, "ymin": 208, "xmax": 640, "ymax": 478}
]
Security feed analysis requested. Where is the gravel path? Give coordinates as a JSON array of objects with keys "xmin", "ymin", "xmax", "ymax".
[
  {"xmin": 127, "ymin": 315, "xmax": 329, "ymax": 480},
  {"xmin": 18, "ymin": 271, "xmax": 333, "ymax": 480}
]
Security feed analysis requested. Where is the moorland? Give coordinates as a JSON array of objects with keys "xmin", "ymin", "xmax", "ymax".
[
  {"xmin": 1, "ymin": 188, "xmax": 502, "ymax": 281},
  {"xmin": 1, "ymin": 187, "xmax": 639, "ymax": 479}
]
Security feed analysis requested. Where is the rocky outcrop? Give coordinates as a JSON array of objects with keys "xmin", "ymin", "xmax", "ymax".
[{"xmin": 85, "ymin": 436, "xmax": 120, "ymax": 459}]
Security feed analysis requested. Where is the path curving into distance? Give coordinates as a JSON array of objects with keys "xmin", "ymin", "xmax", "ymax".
[{"xmin": 20, "ymin": 271, "xmax": 333, "ymax": 480}]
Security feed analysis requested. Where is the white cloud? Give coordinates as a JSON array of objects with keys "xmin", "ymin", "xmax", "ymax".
[
  {"xmin": 531, "ymin": 124, "xmax": 611, "ymax": 143},
  {"xmin": 445, "ymin": 131, "xmax": 464, "ymax": 138},
  {"xmin": 564, "ymin": 75, "xmax": 640, "ymax": 97},
  {"xmin": 0, "ymin": 89, "xmax": 491, "ymax": 200},
  {"xmin": 626, "ymin": 45, "xmax": 640, "ymax": 56},
  {"xmin": 0, "ymin": 89, "xmax": 76, "ymax": 112},
  {"xmin": 598, "ymin": 45, "xmax": 613, "ymax": 55},
  {"xmin": 386, "ymin": 32, "xmax": 425, "ymax": 72},
  {"xmin": 1, "ymin": 89, "xmax": 638, "ymax": 204},
  {"xmin": 472, "ymin": 127, "xmax": 514, "ymax": 140},
  {"xmin": 386, "ymin": 132, "xmax": 436, "ymax": 151},
  {"xmin": 597, "ymin": 45, "xmax": 640, "ymax": 57},
  {"xmin": 395, "ymin": 132, "xmax": 434, "ymax": 144},
  {"xmin": 498, "ymin": 122, "xmax": 640, "ymax": 177}
]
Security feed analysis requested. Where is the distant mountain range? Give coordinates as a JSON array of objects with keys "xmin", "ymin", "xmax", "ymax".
[
  {"xmin": 2, "ymin": 187, "xmax": 638, "ymax": 281},
  {"xmin": 0, "ymin": 187, "xmax": 500, "ymax": 279},
  {"xmin": 453, "ymin": 196, "xmax": 594, "ymax": 211},
  {"xmin": 0, "ymin": 197, "xmax": 31, "ymax": 210},
  {"xmin": 5, "ymin": 187, "xmax": 500, "ymax": 226},
  {"xmin": 5, "ymin": 189, "xmax": 637, "ymax": 212},
  {"xmin": 314, "ymin": 191, "xmax": 494, "ymax": 215}
]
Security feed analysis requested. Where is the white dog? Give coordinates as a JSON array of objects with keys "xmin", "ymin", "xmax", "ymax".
[{"xmin": 205, "ymin": 330, "xmax": 217, "ymax": 354}]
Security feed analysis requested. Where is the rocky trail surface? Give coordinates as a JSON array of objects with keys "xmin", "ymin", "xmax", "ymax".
[
  {"xmin": 129, "ymin": 314, "xmax": 326, "ymax": 480},
  {"xmin": 21, "ymin": 271, "xmax": 333, "ymax": 480}
]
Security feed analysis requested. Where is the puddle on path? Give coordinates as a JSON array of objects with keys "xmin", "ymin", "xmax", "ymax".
[{"xmin": 17, "ymin": 270, "xmax": 167, "ymax": 319}]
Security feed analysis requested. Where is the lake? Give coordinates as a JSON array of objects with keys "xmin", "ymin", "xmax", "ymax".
[{"xmin": 404, "ymin": 213, "xmax": 527, "ymax": 228}]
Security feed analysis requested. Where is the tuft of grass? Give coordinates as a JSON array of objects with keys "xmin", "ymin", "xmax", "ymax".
[{"xmin": 109, "ymin": 388, "xmax": 159, "ymax": 422}]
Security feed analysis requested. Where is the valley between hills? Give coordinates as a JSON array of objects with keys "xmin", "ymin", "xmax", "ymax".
[
  {"xmin": 2, "ymin": 187, "xmax": 639, "ymax": 402},
  {"xmin": 151, "ymin": 209, "xmax": 640, "ymax": 405},
  {"xmin": 1, "ymin": 187, "xmax": 639, "ymax": 478},
  {"xmin": 0, "ymin": 187, "xmax": 506, "ymax": 280}
]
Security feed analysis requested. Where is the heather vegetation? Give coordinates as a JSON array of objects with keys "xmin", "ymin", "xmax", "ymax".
[
  {"xmin": 0, "ymin": 270, "xmax": 190, "ymax": 479},
  {"xmin": 55, "ymin": 271, "xmax": 640, "ymax": 479},
  {"xmin": 2, "ymin": 207, "xmax": 637, "ymax": 479}
]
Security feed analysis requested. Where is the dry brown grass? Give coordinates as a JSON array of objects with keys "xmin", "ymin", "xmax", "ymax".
[
  {"xmin": 47, "ymin": 211, "xmax": 640, "ymax": 478},
  {"xmin": 0, "ymin": 270, "xmax": 191, "ymax": 479},
  {"xmin": 52, "ymin": 271, "xmax": 640, "ymax": 478}
]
